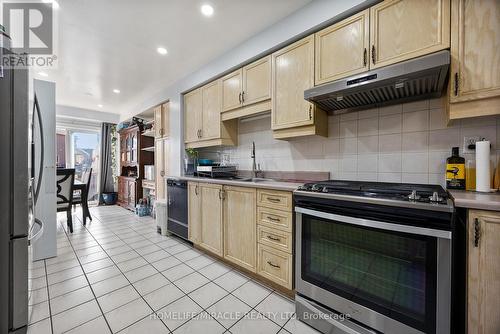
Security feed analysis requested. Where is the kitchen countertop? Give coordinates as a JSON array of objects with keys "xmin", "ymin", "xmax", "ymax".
[
  {"xmin": 172, "ymin": 176, "xmax": 302, "ymax": 192},
  {"xmin": 449, "ymin": 190, "xmax": 500, "ymax": 211}
]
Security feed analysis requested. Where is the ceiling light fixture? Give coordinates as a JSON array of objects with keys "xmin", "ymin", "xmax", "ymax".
[
  {"xmin": 201, "ymin": 4, "xmax": 214, "ymax": 17},
  {"xmin": 113, "ymin": 89, "xmax": 120, "ymax": 94},
  {"xmin": 157, "ymin": 47, "xmax": 168, "ymax": 55},
  {"xmin": 38, "ymin": 71, "xmax": 48, "ymax": 77},
  {"xmin": 97, "ymin": 104, "xmax": 103, "ymax": 108}
]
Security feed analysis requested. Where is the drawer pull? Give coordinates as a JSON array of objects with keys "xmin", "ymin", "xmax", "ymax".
[
  {"xmin": 266, "ymin": 216, "xmax": 281, "ymax": 222},
  {"xmin": 267, "ymin": 261, "xmax": 281, "ymax": 269},
  {"xmin": 267, "ymin": 235, "xmax": 281, "ymax": 242},
  {"xmin": 266, "ymin": 197, "xmax": 281, "ymax": 203}
]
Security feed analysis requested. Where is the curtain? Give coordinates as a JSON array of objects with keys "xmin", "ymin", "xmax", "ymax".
[{"xmin": 99, "ymin": 122, "xmax": 115, "ymax": 203}]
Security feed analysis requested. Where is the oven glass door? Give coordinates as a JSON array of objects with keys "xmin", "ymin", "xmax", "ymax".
[{"xmin": 301, "ymin": 212, "xmax": 437, "ymax": 333}]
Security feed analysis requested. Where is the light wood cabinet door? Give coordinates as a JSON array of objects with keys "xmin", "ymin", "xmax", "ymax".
[
  {"xmin": 242, "ymin": 56, "xmax": 271, "ymax": 106},
  {"xmin": 161, "ymin": 102, "xmax": 169, "ymax": 138},
  {"xmin": 369, "ymin": 0, "xmax": 450, "ymax": 69},
  {"xmin": 315, "ymin": 9, "xmax": 370, "ymax": 85},
  {"xmin": 199, "ymin": 183, "xmax": 223, "ymax": 256},
  {"xmin": 188, "ymin": 182, "xmax": 201, "ymax": 244},
  {"xmin": 153, "ymin": 105, "xmax": 163, "ymax": 138},
  {"xmin": 201, "ymin": 80, "xmax": 221, "ymax": 140},
  {"xmin": 450, "ymin": 0, "xmax": 500, "ymax": 103},
  {"xmin": 223, "ymin": 186, "xmax": 257, "ymax": 272},
  {"xmin": 272, "ymin": 36, "xmax": 315, "ymax": 130},
  {"xmin": 221, "ymin": 69, "xmax": 243, "ymax": 112},
  {"xmin": 468, "ymin": 210, "xmax": 500, "ymax": 334},
  {"xmin": 184, "ymin": 88, "xmax": 202, "ymax": 143},
  {"xmin": 154, "ymin": 139, "xmax": 165, "ymax": 200}
]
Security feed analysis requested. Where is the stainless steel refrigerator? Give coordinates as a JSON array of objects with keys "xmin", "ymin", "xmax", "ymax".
[{"xmin": 0, "ymin": 27, "xmax": 37, "ymax": 334}]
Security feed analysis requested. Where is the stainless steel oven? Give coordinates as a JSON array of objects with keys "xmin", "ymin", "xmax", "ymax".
[{"xmin": 294, "ymin": 181, "xmax": 454, "ymax": 334}]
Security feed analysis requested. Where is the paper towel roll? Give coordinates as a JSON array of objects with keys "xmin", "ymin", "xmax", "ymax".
[{"xmin": 476, "ymin": 140, "xmax": 491, "ymax": 192}]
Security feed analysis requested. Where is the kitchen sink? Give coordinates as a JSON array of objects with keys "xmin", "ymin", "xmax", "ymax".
[{"xmin": 237, "ymin": 177, "xmax": 278, "ymax": 183}]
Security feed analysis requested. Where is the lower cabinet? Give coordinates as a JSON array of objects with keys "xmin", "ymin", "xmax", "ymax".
[
  {"xmin": 117, "ymin": 177, "xmax": 136, "ymax": 211},
  {"xmin": 223, "ymin": 186, "xmax": 257, "ymax": 272},
  {"xmin": 187, "ymin": 181, "xmax": 293, "ymax": 290},
  {"xmin": 467, "ymin": 210, "xmax": 500, "ymax": 334}
]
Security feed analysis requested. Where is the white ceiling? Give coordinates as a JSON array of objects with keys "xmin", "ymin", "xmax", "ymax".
[{"xmin": 34, "ymin": 0, "xmax": 312, "ymax": 116}]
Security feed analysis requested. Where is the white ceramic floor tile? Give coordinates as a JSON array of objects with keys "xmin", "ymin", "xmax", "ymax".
[
  {"xmin": 156, "ymin": 296, "xmax": 202, "ymax": 331},
  {"xmin": 232, "ymin": 281, "xmax": 272, "ymax": 308},
  {"xmin": 174, "ymin": 249, "xmax": 202, "ymax": 262},
  {"xmin": 104, "ymin": 298, "xmax": 152, "ymax": 333},
  {"xmin": 91, "ymin": 274, "xmax": 129, "ymax": 297},
  {"xmin": 50, "ymin": 285, "xmax": 94, "ymax": 315},
  {"xmin": 78, "ymin": 251, "xmax": 109, "ymax": 265},
  {"xmin": 143, "ymin": 283, "xmax": 184, "ymax": 311},
  {"xmin": 132, "ymin": 272, "xmax": 170, "ymax": 295},
  {"xmin": 29, "ymin": 276, "xmax": 47, "ymax": 290},
  {"xmin": 97, "ymin": 284, "xmax": 140, "ymax": 313},
  {"xmin": 229, "ymin": 310, "xmax": 281, "ymax": 334},
  {"xmin": 206, "ymin": 294, "xmax": 251, "ymax": 329},
  {"xmin": 47, "ymin": 265, "xmax": 84, "ymax": 285},
  {"xmin": 86, "ymin": 265, "xmax": 122, "ymax": 284},
  {"xmin": 52, "ymin": 299, "xmax": 102, "ymax": 334},
  {"xmin": 152, "ymin": 256, "xmax": 182, "ymax": 272},
  {"xmin": 46, "ymin": 258, "xmax": 80, "ymax": 275},
  {"xmin": 174, "ymin": 272, "xmax": 210, "ymax": 293},
  {"xmin": 48, "ymin": 275, "xmax": 88, "ymax": 298},
  {"xmin": 117, "ymin": 257, "xmax": 148, "ymax": 272},
  {"xmin": 82, "ymin": 257, "xmax": 115, "ymax": 273},
  {"xmin": 283, "ymin": 316, "xmax": 321, "ymax": 334},
  {"xmin": 188, "ymin": 282, "xmax": 228, "ymax": 309},
  {"xmin": 124, "ymin": 264, "xmax": 157, "ymax": 283},
  {"xmin": 185, "ymin": 255, "xmax": 214, "ymax": 270},
  {"xmin": 111, "ymin": 250, "xmax": 140, "ymax": 263},
  {"xmin": 105, "ymin": 245, "xmax": 132, "ymax": 256},
  {"xmin": 255, "ymin": 293, "xmax": 295, "ymax": 326},
  {"xmin": 27, "ymin": 317, "xmax": 51, "ymax": 334},
  {"xmin": 28, "ymin": 300, "xmax": 50, "ymax": 324},
  {"xmin": 118, "ymin": 315, "xmax": 170, "ymax": 333},
  {"xmin": 173, "ymin": 312, "xmax": 225, "ymax": 334},
  {"xmin": 28, "ymin": 287, "xmax": 48, "ymax": 306},
  {"xmin": 198, "ymin": 262, "xmax": 231, "ymax": 280},
  {"xmin": 65, "ymin": 316, "xmax": 111, "ymax": 334},
  {"xmin": 142, "ymin": 249, "xmax": 170, "ymax": 263},
  {"xmin": 161, "ymin": 263, "xmax": 194, "ymax": 281},
  {"xmin": 166, "ymin": 243, "xmax": 190, "ymax": 255},
  {"xmin": 213, "ymin": 271, "xmax": 248, "ymax": 292}
]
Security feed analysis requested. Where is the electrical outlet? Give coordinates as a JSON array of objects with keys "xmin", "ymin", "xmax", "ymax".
[{"xmin": 463, "ymin": 136, "xmax": 483, "ymax": 153}]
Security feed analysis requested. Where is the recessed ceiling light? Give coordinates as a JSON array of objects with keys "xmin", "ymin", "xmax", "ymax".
[
  {"xmin": 97, "ymin": 104, "xmax": 103, "ymax": 108},
  {"xmin": 113, "ymin": 89, "xmax": 120, "ymax": 94},
  {"xmin": 201, "ymin": 4, "xmax": 214, "ymax": 17},
  {"xmin": 157, "ymin": 47, "xmax": 168, "ymax": 55},
  {"xmin": 38, "ymin": 71, "xmax": 48, "ymax": 77}
]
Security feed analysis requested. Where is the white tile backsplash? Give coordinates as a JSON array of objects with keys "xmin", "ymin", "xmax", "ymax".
[{"xmin": 210, "ymin": 98, "xmax": 499, "ymax": 185}]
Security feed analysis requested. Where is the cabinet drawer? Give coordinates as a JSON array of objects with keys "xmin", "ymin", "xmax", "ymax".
[
  {"xmin": 257, "ymin": 189, "xmax": 292, "ymax": 211},
  {"xmin": 257, "ymin": 244, "xmax": 292, "ymax": 290},
  {"xmin": 257, "ymin": 225, "xmax": 292, "ymax": 254},
  {"xmin": 257, "ymin": 207, "xmax": 292, "ymax": 232}
]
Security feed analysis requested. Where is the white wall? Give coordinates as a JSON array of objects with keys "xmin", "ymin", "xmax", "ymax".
[{"xmin": 122, "ymin": 0, "xmax": 374, "ymax": 176}]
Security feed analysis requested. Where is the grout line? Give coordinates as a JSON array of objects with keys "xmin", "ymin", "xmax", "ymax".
[{"xmin": 43, "ymin": 260, "xmax": 55, "ymax": 334}]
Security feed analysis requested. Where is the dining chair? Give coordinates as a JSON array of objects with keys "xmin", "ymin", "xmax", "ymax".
[
  {"xmin": 56, "ymin": 168, "xmax": 75, "ymax": 233},
  {"xmin": 73, "ymin": 167, "xmax": 93, "ymax": 225}
]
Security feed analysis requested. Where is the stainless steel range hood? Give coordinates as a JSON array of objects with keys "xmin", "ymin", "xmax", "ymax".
[{"xmin": 304, "ymin": 50, "xmax": 450, "ymax": 114}]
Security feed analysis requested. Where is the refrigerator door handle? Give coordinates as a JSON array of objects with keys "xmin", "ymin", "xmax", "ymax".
[{"xmin": 32, "ymin": 94, "xmax": 44, "ymax": 203}]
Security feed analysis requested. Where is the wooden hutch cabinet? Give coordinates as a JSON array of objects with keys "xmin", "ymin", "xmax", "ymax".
[{"xmin": 117, "ymin": 125, "xmax": 154, "ymax": 210}]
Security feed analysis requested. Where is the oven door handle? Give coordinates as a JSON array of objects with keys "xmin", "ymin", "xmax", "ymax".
[{"xmin": 295, "ymin": 207, "xmax": 451, "ymax": 239}]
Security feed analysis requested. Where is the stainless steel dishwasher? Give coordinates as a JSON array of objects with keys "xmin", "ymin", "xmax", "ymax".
[{"xmin": 166, "ymin": 178, "xmax": 188, "ymax": 240}]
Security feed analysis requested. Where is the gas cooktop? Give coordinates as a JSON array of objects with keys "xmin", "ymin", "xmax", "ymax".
[{"xmin": 296, "ymin": 180, "xmax": 453, "ymax": 210}]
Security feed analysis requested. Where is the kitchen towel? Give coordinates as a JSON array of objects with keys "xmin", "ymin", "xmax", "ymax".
[{"xmin": 476, "ymin": 140, "xmax": 491, "ymax": 192}]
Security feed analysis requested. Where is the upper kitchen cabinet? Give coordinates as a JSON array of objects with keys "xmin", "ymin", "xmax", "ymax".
[
  {"xmin": 315, "ymin": 9, "xmax": 370, "ymax": 85},
  {"xmin": 448, "ymin": 0, "xmax": 500, "ymax": 119},
  {"xmin": 221, "ymin": 56, "xmax": 272, "ymax": 120},
  {"xmin": 153, "ymin": 102, "xmax": 169, "ymax": 139},
  {"xmin": 369, "ymin": 0, "xmax": 450, "ymax": 69},
  {"xmin": 184, "ymin": 80, "xmax": 237, "ymax": 149},
  {"xmin": 272, "ymin": 36, "xmax": 327, "ymax": 139}
]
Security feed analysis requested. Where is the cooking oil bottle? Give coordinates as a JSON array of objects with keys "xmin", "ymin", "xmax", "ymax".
[{"xmin": 446, "ymin": 147, "xmax": 465, "ymax": 190}]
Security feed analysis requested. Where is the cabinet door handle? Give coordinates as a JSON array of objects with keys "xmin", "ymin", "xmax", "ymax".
[
  {"xmin": 363, "ymin": 48, "xmax": 367, "ymax": 66},
  {"xmin": 371, "ymin": 45, "xmax": 376, "ymax": 64},
  {"xmin": 454, "ymin": 72, "xmax": 459, "ymax": 96},
  {"xmin": 160, "ymin": 171, "xmax": 165, "ymax": 177},
  {"xmin": 195, "ymin": 185, "xmax": 199, "ymax": 195},
  {"xmin": 474, "ymin": 218, "xmax": 481, "ymax": 247},
  {"xmin": 309, "ymin": 105, "xmax": 312, "ymax": 120},
  {"xmin": 267, "ymin": 261, "xmax": 281, "ymax": 269},
  {"xmin": 266, "ymin": 197, "xmax": 281, "ymax": 203},
  {"xmin": 219, "ymin": 189, "xmax": 225, "ymax": 200},
  {"xmin": 242, "ymin": 91, "xmax": 245, "ymax": 103},
  {"xmin": 267, "ymin": 216, "xmax": 281, "ymax": 222},
  {"xmin": 267, "ymin": 235, "xmax": 281, "ymax": 242},
  {"xmin": 238, "ymin": 92, "xmax": 242, "ymax": 103},
  {"xmin": 200, "ymin": 129, "xmax": 203, "ymax": 138}
]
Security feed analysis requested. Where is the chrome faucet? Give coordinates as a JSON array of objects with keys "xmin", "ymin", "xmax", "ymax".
[{"xmin": 251, "ymin": 141, "xmax": 261, "ymax": 178}]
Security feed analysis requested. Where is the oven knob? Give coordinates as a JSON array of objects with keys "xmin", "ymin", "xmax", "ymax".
[
  {"xmin": 408, "ymin": 190, "xmax": 421, "ymax": 201},
  {"xmin": 429, "ymin": 191, "xmax": 443, "ymax": 203}
]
